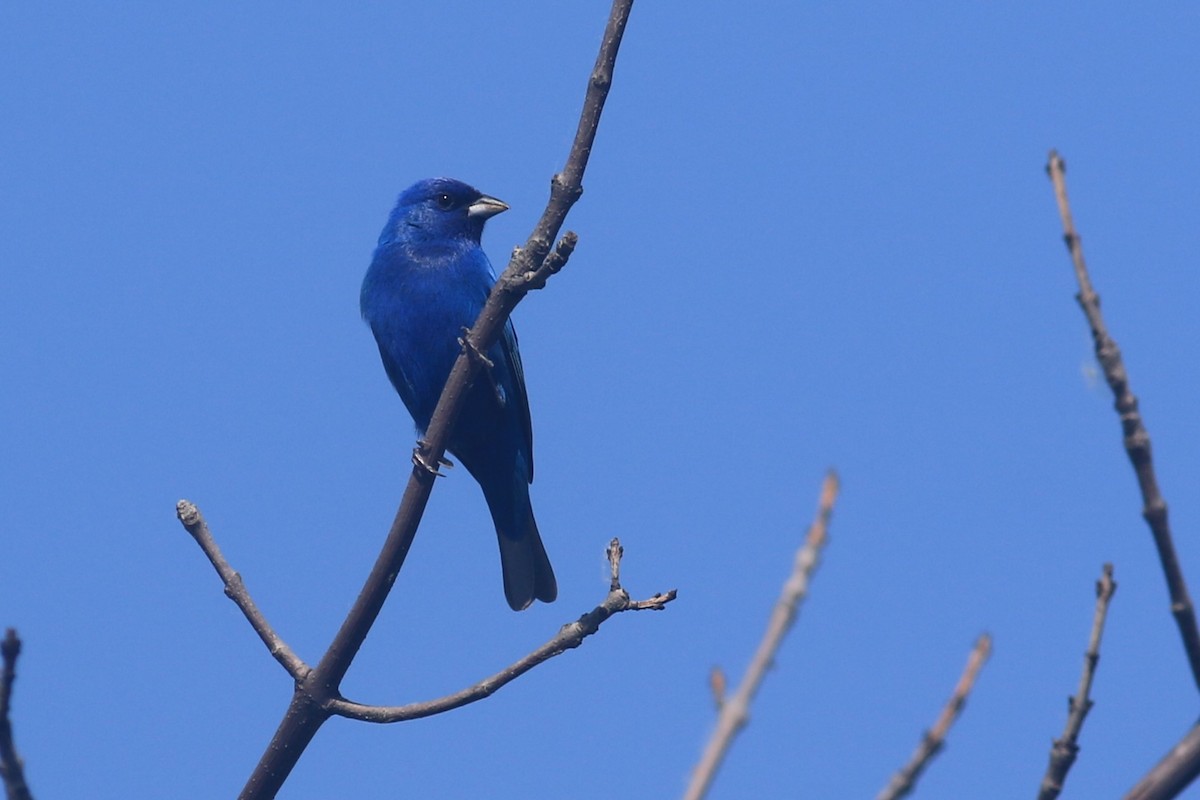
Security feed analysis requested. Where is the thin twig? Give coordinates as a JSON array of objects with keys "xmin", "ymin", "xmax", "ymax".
[
  {"xmin": 1037, "ymin": 564, "xmax": 1117, "ymax": 800},
  {"xmin": 226, "ymin": 5, "xmax": 639, "ymax": 798},
  {"xmin": 329, "ymin": 538, "xmax": 675, "ymax": 722},
  {"xmin": 1046, "ymin": 150, "xmax": 1200, "ymax": 692},
  {"xmin": 0, "ymin": 629, "xmax": 34, "ymax": 800},
  {"xmin": 1124, "ymin": 723, "xmax": 1200, "ymax": 800},
  {"xmin": 876, "ymin": 634, "xmax": 993, "ymax": 800},
  {"xmin": 683, "ymin": 471, "xmax": 839, "ymax": 800},
  {"xmin": 176, "ymin": 501, "xmax": 309, "ymax": 681}
]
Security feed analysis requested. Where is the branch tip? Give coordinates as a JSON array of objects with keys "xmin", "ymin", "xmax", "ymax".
[
  {"xmin": 1037, "ymin": 565, "xmax": 1118, "ymax": 800},
  {"xmin": 876, "ymin": 633, "xmax": 992, "ymax": 800},
  {"xmin": 684, "ymin": 474, "xmax": 838, "ymax": 800},
  {"xmin": 607, "ymin": 537, "xmax": 624, "ymax": 590},
  {"xmin": 709, "ymin": 666, "xmax": 727, "ymax": 710},
  {"xmin": 1, "ymin": 627, "xmax": 32, "ymax": 800},
  {"xmin": 0, "ymin": 630, "xmax": 18, "ymax": 664},
  {"xmin": 176, "ymin": 499, "xmax": 201, "ymax": 526}
]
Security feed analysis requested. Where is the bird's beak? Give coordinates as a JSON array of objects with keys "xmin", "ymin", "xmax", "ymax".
[{"xmin": 467, "ymin": 195, "xmax": 509, "ymax": 220}]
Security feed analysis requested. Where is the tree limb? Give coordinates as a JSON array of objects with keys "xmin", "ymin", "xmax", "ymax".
[
  {"xmin": 1046, "ymin": 150, "xmax": 1200, "ymax": 692},
  {"xmin": 192, "ymin": 4, "xmax": 642, "ymax": 798}
]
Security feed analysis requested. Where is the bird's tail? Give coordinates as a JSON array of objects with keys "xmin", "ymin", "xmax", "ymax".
[{"xmin": 481, "ymin": 473, "xmax": 557, "ymax": 611}]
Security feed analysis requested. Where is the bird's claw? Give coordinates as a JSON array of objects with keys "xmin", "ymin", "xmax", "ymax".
[
  {"xmin": 412, "ymin": 442, "xmax": 454, "ymax": 477},
  {"xmin": 458, "ymin": 329, "xmax": 507, "ymax": 407},
  {"xmin": 458, "ymin": 330, "xmax": 495, "ymax": 369}
]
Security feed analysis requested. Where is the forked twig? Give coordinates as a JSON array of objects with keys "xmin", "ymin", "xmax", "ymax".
[{"xmin": 330, "ymin": 539, "xmax": 675, "ymax": 722}]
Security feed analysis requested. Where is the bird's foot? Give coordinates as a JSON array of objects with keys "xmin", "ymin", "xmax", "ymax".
[
  {"xmin": 458, "ymin": 330, "xmax": 495, "ymax": 369},
  {"xmin": 412, "ymin": 442, "xmax": 454, "ymax": 477},
  {"xmin": 458, "ymin": 329, "xmax": 507, "ymax": 407}
]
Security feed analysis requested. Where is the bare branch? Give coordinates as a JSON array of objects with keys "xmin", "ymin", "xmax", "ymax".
[
  {"xmin": 1037, "ymin": 564, "xmax": 1117, "ymax": 799},
  {"xmin": 1, "ymin": 629, "xmax": 34, "ymax": 800},
  {"xmin": 1124, "ymin": 723, "xmax": 1200, "ymax": 800},
  {"xmin": 1046, "ymin": 150, "xmax": 1200, "ymax": 692},
  {"xmin": 683, "ymin": 471, "xmax": 839, "ymax": 800},
  {"xmin": 176, "ymin": 501, "xmax": 309, "ymax": 682},
  {"xmin": 328, "ymin": 539, "xmax": 676, "ymax": 722},
  {"xmin": 876, "ymin": 634, "xmax": 993, "ymax": 800},
  {"xmin": 230, "ymin": 5, "xmax": 640, "ymax": 797}
]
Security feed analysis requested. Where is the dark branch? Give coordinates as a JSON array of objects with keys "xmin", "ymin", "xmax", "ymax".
[
  {"xmin": 328, "ymin": 539, "xmax": 675, "ymax": 723},
  {"xmin": 1124, "ymin": 723, "xmax": 1200, "ymax": 800},
  {"xmin": 683, "ymin": 471, "xmax": 838, "ymax": 800},
  {"xmin": 876, "ymin": 634, "xmax": 992, "ymax": 800},
  {"xmin": 1, "ymin": 629, "xmax": 34, "ymax": 800},
  {"xmin": 1038, "ymin": 564, "xmax": 1117, "ymax": 800},
  {"xmin": 176, "ymin": 501, "xmax": 309, "ymax": 682},
  {"xmin": 1046, "ymin": 150, "xmax": 1200, "ymax": 692},
  {"xmin": 230, "ymin": 4, "xmax": 639, "ymax": 798}
]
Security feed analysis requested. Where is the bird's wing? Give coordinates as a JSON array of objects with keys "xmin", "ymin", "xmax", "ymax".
[{"xmin": 500, "ymin": 318, "xmax": 535, "ymax": 481}]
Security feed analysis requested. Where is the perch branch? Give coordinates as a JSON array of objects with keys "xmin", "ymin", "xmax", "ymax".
[
  {"xmin": 229, "ymin": 4, "xmax": 638, "ymax": 798},
  {"xmin": 0, "ymin": 629, "xmax": 33, "ymax": 800},
  {"xmin": 176, "ymin": 501, "xmax": 309, "ymax": 681},
  {"xmin": 1046, "ymin": 150, "xmax": 1200, "ymax": 692},
  {"xmin": 683, "ymin": 471, "xmax": 839, "ymax": 800},
  {"xmin": 329, "ymin": 539, "xmax": 675, "ymax": 722},
  {"xmin": 1038, "ymin": 564, "xmax": 1117, "ymax": 800}
]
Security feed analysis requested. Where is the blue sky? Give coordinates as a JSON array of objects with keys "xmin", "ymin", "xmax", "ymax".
[{"xmin": 3, "ymin": 3, "xmax": 1200, "ymax": 798}]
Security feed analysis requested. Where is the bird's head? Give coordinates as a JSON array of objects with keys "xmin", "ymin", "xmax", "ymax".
[{"xmin": 379, "ymin": 177, "xmax": 508, "ymax": 248}]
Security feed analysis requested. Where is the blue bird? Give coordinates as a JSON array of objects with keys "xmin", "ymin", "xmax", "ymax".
[{"xmin": 361, "ymin": 178, "xmax": 557, "ymax": 610}]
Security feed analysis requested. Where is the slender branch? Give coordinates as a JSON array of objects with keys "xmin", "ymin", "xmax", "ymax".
[
  {"xmin": 1046, "ymin": 150, "xmax": 1200, "ymax": 692},
  {"xmin": 1, "ymin": 629, "xmax": 33, "ymax": 800},
  {"xmin": 1124, "ymin": 723, "xmax": 1200, "ymax": 800},
  {"xmin": 1037, "ymin": 564, "xmax": 1117, "ymax": 800},
  {"xmin": 683, "ymin": 471, "xmax": 839, "ymax": 800},
  {"xmin": 228, "ymin": 5, "xmax": 637, "ymax": 798},
  {"xmin": 176, "ymin": 501, "xmax": 309, "ymax": 681},
  {"xmin": 329, "ymin": 539, "xmax": 675, "ymax": 722},
  {"xmin": 876, "ymin": 634, "xmax": 993, "ymax": 800}
]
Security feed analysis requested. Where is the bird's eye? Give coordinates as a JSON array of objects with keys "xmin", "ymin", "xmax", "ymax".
[{"xmin": 435, "ymin": 193, "xmax": 454, "ymax": 210}]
